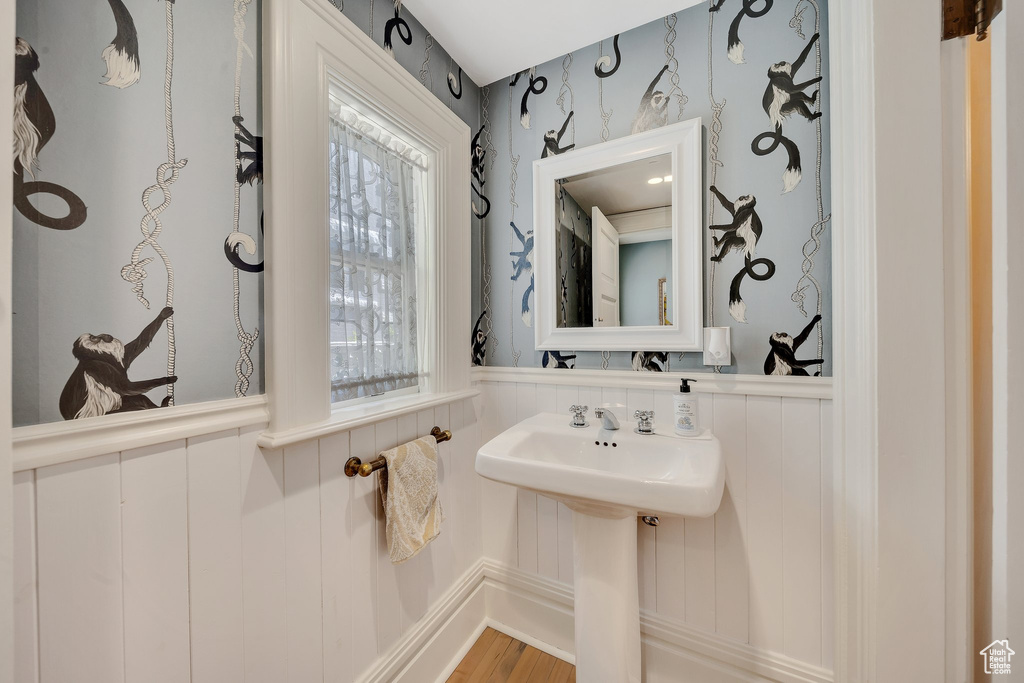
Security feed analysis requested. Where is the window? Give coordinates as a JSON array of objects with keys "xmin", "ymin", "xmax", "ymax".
[
  {"xmin": 327, "ymin": 97, "xmax": 426, "ymax": 405},
  {"xmin": 262, "ymin": 0, "xmax": 470, "ymax": 440}
]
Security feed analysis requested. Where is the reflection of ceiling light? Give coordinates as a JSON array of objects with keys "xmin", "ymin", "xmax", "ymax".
[
  {"xmin": 647, "ymin": 177, "xmax": 663, "ymax": 185},
  {"xmin": 663, "ymin": 175, "xmax": 673, "ymax": 182}
]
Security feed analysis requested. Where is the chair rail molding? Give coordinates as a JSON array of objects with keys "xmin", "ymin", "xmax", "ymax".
[
  {"xmin": 12, "ymin": 396, "xmax": 269, "ymax": 472},
  {"xmin": 263, "ymin": 0, "xmax": 471, "ymax": 436},
  {"xmin": 471, "ymin": 366, "xmax": 833, "ymax": 400}
]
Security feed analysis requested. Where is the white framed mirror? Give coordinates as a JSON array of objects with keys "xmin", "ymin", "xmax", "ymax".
[{"xmin": 533, "ymin": 118, "xmax": 703, "ymax": 351}]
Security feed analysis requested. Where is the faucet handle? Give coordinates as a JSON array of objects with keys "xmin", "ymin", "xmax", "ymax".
[
  {"xmin": 634, "ymin": 410, "xmax": 655, "ymax": 435},
  {"xmin": 569, "ymin": 405, "xmax": 589, "ymax": 428}
]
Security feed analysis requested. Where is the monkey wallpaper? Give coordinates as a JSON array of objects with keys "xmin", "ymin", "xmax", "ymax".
[
  {"xmin": 12, "ymin": 0, "xmax": 480, "ymax": 426},
  {"xmin": 13, "ymin": 0, "xmax": 827, "ymax": 424},
  {"xmin": 473, "ymin": 0, "xmax": 832, "ymax": 376}
]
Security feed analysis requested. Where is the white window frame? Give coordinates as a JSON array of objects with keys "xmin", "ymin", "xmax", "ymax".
[{"xmin": 260, "ymin": 0, "xmax": 470, "ymax": 444}]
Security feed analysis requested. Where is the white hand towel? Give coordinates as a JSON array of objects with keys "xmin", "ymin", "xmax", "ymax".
[{"xmin": 378, "ymin": 436, "xmax": 444, "ymax": 564}]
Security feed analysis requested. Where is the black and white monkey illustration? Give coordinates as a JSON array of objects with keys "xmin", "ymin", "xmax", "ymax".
[
  {"xmin": 542, "ymin": 351, "xmax": 576, "ymax": 370},
  {"xmin": 510, "ymin": 221, "xmax": 535, "ymax": 325},
  {"xmin": 383, "ymin": 8, "xmax": 412, "ymax": 56},
  {"xmin": 59, "ymin": 307, "xmax": 178, "ymax": 420},
  {"xmin": 631, "ymin": 65, "xmax": 670, "ymax": 134},
  {"xmin": 751, "ymin": 33, "xmax": 822, "ymax": 193},
  {"xmin": 594, "ymin": 34, "xmax": 621, "ymax": 78},
  {"xmin": 447, "ymin": 66, "xmax": 463, "ymax": 100},
  {"xmin": 559, "ymin": 272, "xmax": 568, "ymax": 322},
  {"xmin": 709, "ymin": 185, "xmax": 762, "ymax": 262},
  {"xmin": 471, "ymin": 310, "xmax": 487, "ymax": 366},
  {"xmin": 764, "ymin": 314, "xmax": 824, "ymax": 376},
  {"xmin": 710, "ymin": 0, "xmax": 774, "ymax": 65},
  {"xmin": 541, "ymin": 111, "xmax": 575, "ymax": 158},
  {"xmin": 471, "ymin": 125, "xmax": 490, "ymax": 219},
  {"xmin": 225, "ymin": 214, "xmax": 264, "ymax": 273},
  {"xmin": 632, "ymin": 351, "xmax": 668, "ymax": 372},
  {"xmin": 101, "ymin": 0, "xmax": 141, "ymax": 88},
  {"xmin": 225, "ymin": 115, "xmax": 265, "ymax": 272},
  {"xmin": 234, "ymin": 115, "xmax": 263, "ymax": 186},
  {"xmin": 519, "ymin": 68, "xmax": 547, "ymax": 129},
  {"xmin": 762, "ymin": 33, "xmax": 822, "ymax": 128},
  {"xmin": 13, "ymin": 38, "xmax": 88, "ymax": 231},
  {"xmin": 709, "ymin": 185, "xmax": 776, "ymax": 323}
]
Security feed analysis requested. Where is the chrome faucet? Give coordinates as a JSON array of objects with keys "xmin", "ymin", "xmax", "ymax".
[
  {"xmin": 634, "ymin": 410, "xmax": 655, "ymax": 435},
  {"xmin": 593, "ymin": 406, "xmax": 621, "ymax": 430},
  {"xmin": 569, "ymin": 405, "xmax": 589, "ymax": 428}
]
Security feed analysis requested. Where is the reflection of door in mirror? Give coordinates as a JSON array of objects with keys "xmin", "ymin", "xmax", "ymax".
[{"xmin": 592, "ymin": 207, "xmax": 620, "ymax": 326}]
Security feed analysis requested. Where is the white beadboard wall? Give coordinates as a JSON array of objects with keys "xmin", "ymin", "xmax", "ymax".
[
  {"xmin": 12, "ymin": 378, "xmax": 833, "ymax": 682},
  {"xmin": 476, "ymin": 379, "xmax": 835, "ymax": 672},
  {"xmin": 12, "ymin": 398, "xmax": 482, "ymax": 683}
]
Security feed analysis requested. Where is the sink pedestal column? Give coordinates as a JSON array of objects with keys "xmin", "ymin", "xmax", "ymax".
[{"xmin": 572, "ymin": 511, "xmax": 641, "ymax": 683}]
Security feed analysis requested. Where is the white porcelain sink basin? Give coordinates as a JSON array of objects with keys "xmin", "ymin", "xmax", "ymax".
[
  {"xmin": 476, "ymin": 410, "xmax": 725, "ymax": 683},
  {"xmin": 476, "ymin": 412, "xmax": 724, "ymax": 518}
]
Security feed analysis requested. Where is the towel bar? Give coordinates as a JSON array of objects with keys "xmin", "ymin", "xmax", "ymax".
[{"xmin": 344, "ymin": 426, "xmax": 452, "ymax": 477}]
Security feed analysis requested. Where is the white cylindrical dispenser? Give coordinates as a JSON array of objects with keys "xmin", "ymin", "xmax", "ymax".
[{"xmin": 673, "ymin": 378, "xmax": 699, "ymax": 437}]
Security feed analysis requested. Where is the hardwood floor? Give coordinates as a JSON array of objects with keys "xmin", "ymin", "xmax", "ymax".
[{"xmin": 447, "ymin": 627, "xmax": 576, "ymax": 682}]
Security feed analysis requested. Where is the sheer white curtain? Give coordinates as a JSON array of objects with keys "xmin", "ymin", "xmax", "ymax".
[{"xmin": 328, "ymin": 105, "xmax": 423, "ymax": 403}]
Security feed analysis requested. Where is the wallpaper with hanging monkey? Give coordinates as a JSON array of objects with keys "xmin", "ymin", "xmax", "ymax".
[
  {"xmin": 12, "ymin": 0, "xmax": 827, "ymax": 425},
  {"xmin": 12, "ymin": 0, "xmax": 479, "ymax": 426},
  {"xmin": 473, "ymin": 0, "xmax": 832, "ymax": 376}
]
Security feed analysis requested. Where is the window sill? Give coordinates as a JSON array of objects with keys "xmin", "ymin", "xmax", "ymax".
[{"xmin": 256, "ymin": 388, "xmax": 479, "ymax": 450}]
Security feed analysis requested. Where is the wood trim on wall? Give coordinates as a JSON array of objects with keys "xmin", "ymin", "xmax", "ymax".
[{"xmin": 966, "ymin": 32, "xmax": 992, "ymax": 670}]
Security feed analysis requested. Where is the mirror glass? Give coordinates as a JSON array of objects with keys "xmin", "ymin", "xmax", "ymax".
[{"xmin": 555, "ymin": 153, "xmax": 673, "ymax": 329}]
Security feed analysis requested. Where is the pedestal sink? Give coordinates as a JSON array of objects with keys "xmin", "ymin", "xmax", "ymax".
[{"xmin": 476, "ymin": 412, "xmax": 724, "ymax": 683}]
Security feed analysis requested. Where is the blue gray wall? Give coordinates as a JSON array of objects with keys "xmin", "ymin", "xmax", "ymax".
[
  {"xmin": 12, "ymin": 0, "xmax": 830, "ymax": 426},
  {"xmin": 473, "ymin": 0, "xmax": 832, "ymax": 375},
  {"xmin": 12, "ymin": 0, "xmax": 479, "ymax": 426}
]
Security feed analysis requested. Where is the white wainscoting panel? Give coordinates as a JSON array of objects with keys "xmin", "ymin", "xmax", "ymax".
[
  {"xmin": 36, "ymin": 453, "xmax": 124, "ymax": 683},
  {"xmin": 13, "ymin": 397, "xmax": 480, "ymax": 683},
  {"xmin": 474, "ymin": 378, "xmax": 834, "ymax": 674},
  {"xmin": 14, "ymin": 379, "xmax": 830, "ymax": 681}
]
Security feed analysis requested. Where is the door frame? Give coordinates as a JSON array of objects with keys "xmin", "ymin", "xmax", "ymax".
[
  {"xmin": 831, "ymin": 0, "xmax": 961, "ymax": 680},
  {"xmin": 0, "ymin": 0, "xmax": 16, "ymax": 677}
]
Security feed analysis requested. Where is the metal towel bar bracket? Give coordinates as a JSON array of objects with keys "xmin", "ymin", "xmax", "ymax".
[{"xmin": 344, "ymin": 426, "xmax": 452, "ymax": 477}]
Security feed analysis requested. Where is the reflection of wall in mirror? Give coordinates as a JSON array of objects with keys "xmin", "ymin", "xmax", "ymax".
[{"xmin": 619, "ymin": 239, "xmax": 672, "ymax": 327}]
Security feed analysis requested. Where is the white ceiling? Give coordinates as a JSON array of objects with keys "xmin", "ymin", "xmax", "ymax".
[
  {"xmin": 562, "ymin": 154, "xmax": 672, "ymax": 217},
  {"xmin": 401, "ymin": 0, "xmax": 706, "ymax": 86}
]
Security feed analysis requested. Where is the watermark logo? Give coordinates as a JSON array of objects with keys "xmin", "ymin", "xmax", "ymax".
[{"xmin": 980, "ymin": 639, "xmax": 1015, "ymax": 675}]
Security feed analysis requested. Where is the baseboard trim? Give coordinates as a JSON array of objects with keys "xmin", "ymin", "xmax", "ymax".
[
  {"xmin": 479, "ymin": 560, "xmax": 834, "ymax": 683},
  {"xmin": 359, "ymin": 560, "xmax": 486, "ymax": 683},
  {"xmin": 360, "ymin": 558, "xmax": 833, "ymax": 683}
]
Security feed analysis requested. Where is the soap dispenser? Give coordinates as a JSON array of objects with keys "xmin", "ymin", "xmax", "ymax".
[{"xmin": 673, "ymin": 378, "xmax": 699, "ymax": 437}]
